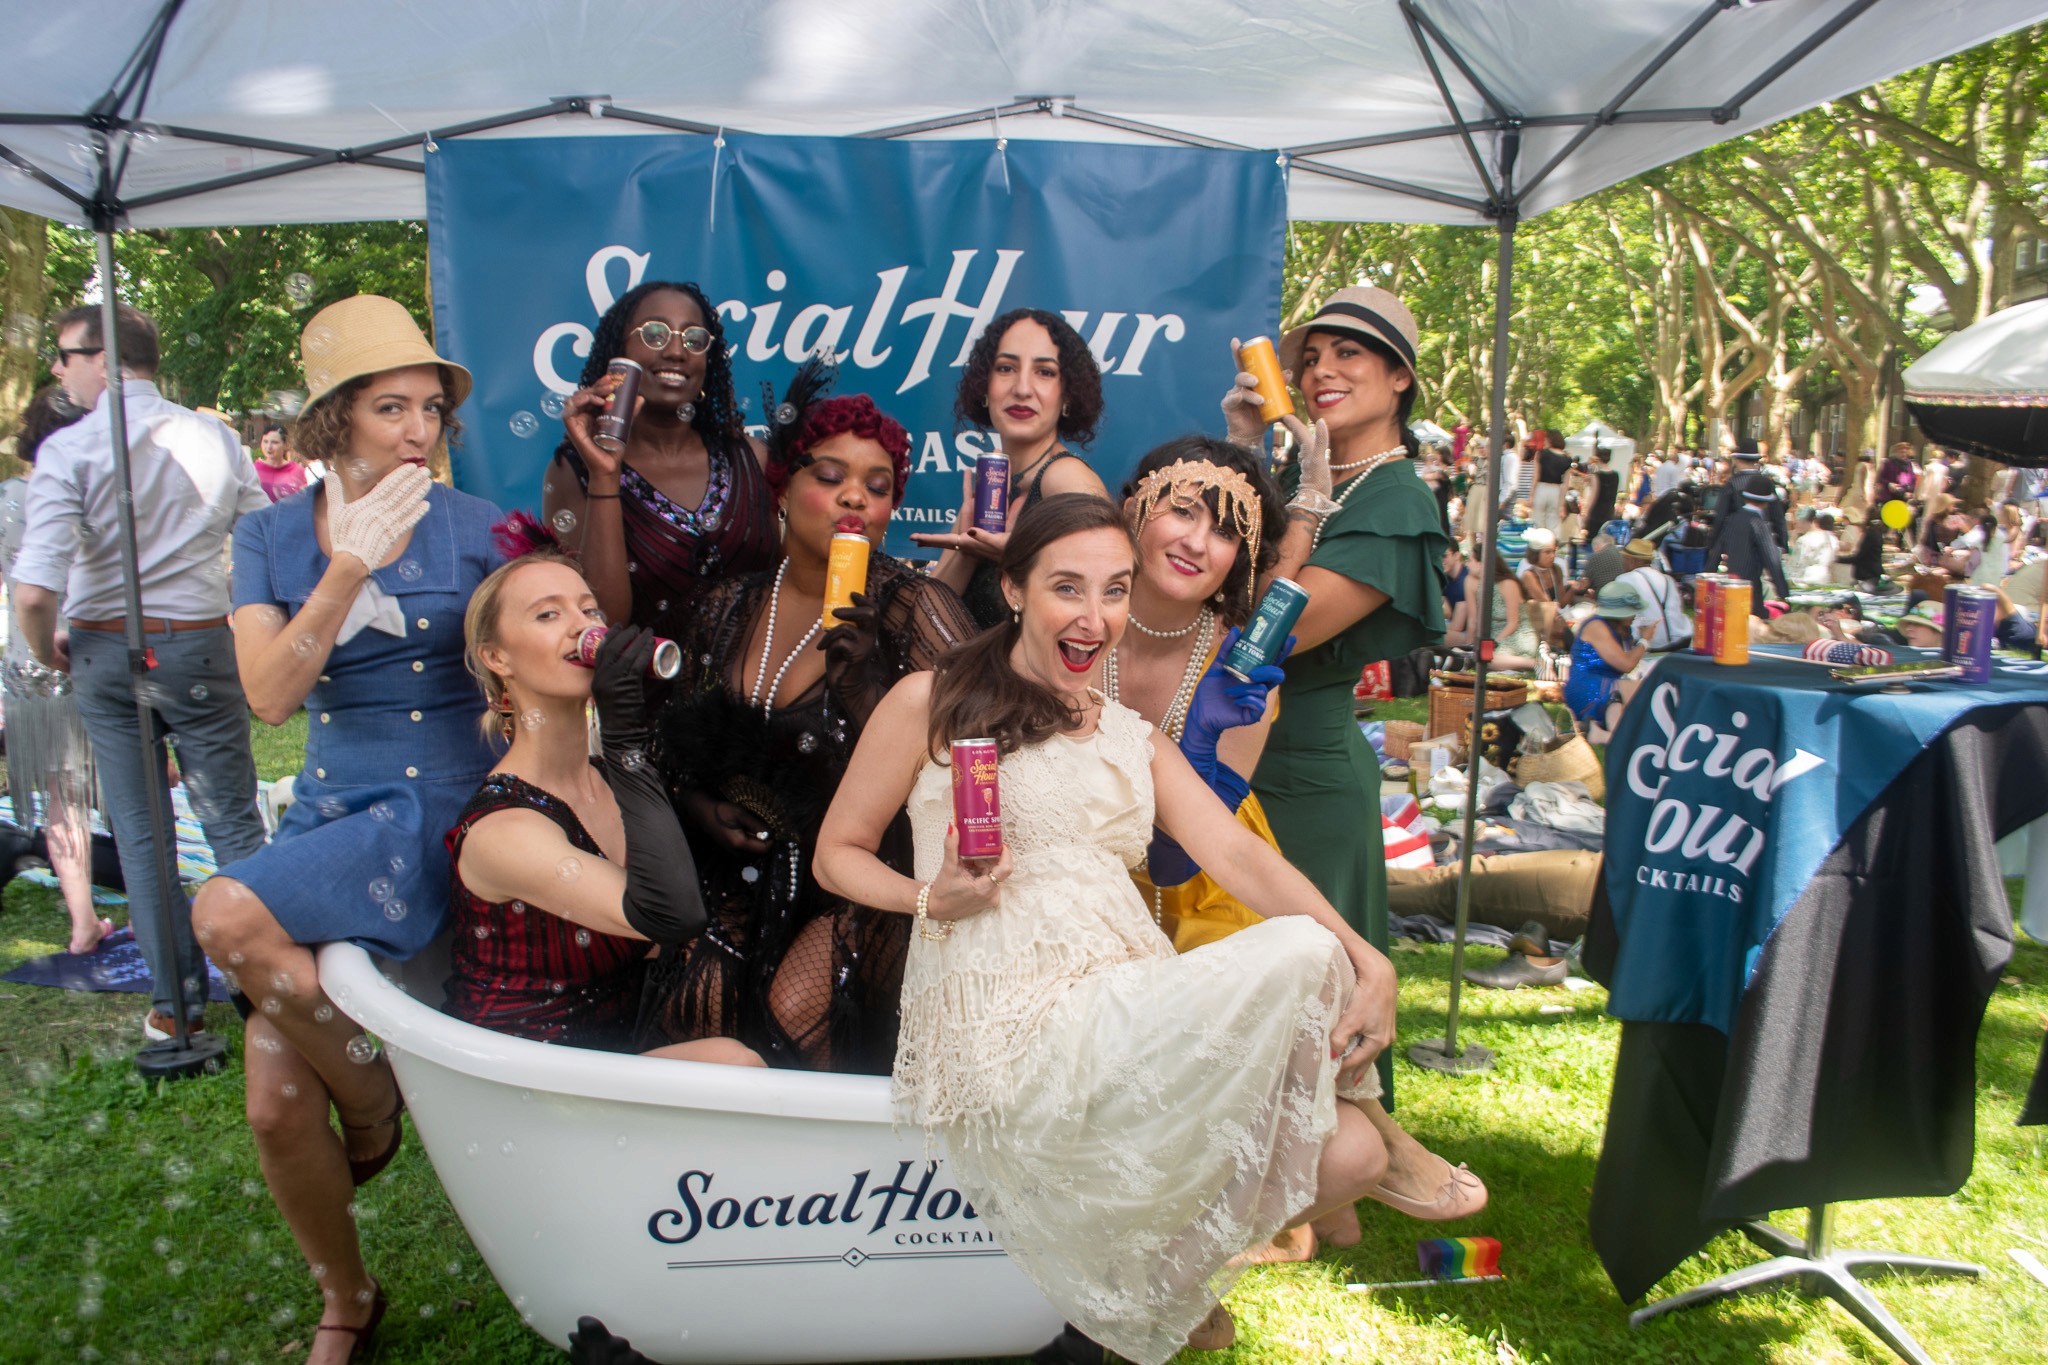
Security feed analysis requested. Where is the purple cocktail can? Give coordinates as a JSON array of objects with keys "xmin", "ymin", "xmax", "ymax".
[
  {"xmin": 972, "ymin": 452, "xmax": 1010, "ymax": 534},
  {"xmin": 1947, "ymin": 587, "xmax": 1997, "ymax": 683},
  {"xmin": 951, "ymin": 738, "xmax": 1003, "ymax": 861}
]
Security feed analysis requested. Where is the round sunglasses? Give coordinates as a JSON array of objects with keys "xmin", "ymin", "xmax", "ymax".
[{"xmin": 630, "ymin": 320, "xmax": 712, "ymax": 354}]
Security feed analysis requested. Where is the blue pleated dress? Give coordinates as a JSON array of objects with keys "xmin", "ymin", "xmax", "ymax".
[{"xmin": 220, "ymin": 481, "xmax": 503, "ymax": 958}]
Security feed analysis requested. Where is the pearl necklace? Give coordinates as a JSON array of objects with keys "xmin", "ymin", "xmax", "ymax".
[
  {"xmin": 1311, "ymin": 453, "xmax": 1405, "ymax": 551},
  {"xmin": 1103, "ymin": 607, "xmax": 1215, "ymax": 742},
  {"xmin": 1127, "ymin": 610, "xmax": 1203, "ymax": 640},
  {"xmin": 748, "ymin": 557, "xmax": 822, "ymax": 717}
]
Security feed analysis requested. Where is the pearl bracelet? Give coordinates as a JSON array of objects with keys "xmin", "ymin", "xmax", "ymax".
[{"xmin": 914, "ymin": 880, "xmax": 953, "ymax": 941}]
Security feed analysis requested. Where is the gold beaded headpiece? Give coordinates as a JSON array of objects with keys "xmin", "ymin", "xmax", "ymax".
[{"xmin": 1129, "ymin": 459, "xmax": 1262, "ymax": 572}]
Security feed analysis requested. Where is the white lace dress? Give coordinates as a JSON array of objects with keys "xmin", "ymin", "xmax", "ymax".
[{"xmin": 895, "ymin": 700, "xmax": 1376, "ymax": 1365}]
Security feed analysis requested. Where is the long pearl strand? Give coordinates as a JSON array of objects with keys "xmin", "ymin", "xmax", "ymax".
[
  {"xmin": 748, "ymin": 557, "xmax": 822, "ymax": 717},
  {"xmin": 1104, "ymin": 607, "xmax": 1215, "ymax": 742},
  {"xmin": 1311, "ymin": 448, "xmax": 1406, "ymax": 551}
]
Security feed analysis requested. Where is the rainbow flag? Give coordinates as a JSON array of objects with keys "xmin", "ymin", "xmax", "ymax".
[{"xmin": 1418, "ymin": 1236, "xmax": 1501, "ymax": 1280}]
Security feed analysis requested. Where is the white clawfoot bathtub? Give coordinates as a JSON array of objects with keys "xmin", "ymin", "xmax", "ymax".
[{"xmin": 318, "ymin": 942, "xmax": 1063, "ymax": 1363}]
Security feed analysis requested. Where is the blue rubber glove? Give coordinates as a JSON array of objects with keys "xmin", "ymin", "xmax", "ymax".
[{"xmin": 1147, "ymin": 629, "xmax": 1292, "ymax": 887}]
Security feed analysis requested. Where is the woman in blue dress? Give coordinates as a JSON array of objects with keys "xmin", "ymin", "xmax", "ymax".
[
  {"xmin": 196, "ymin": 296, "xmax": 502, "ymax": 1360},
  {"xmin": 1562, "ymin": 581, "xmax": 1647, "ymax": 732}
]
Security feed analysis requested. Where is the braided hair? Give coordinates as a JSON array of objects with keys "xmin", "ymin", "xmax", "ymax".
[{"xmin": 572, "ymin": 280, "xmax": 746, "ymax": 450}]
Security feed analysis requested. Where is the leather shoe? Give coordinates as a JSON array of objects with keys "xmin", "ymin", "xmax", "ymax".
[
  {"xmin": 1463, "ymin": 952, "xmax": 1568, "ymax": 990},
  {"xmin": 1505, "ymin": 920, "xmax": 1552, "ymax": 957}
]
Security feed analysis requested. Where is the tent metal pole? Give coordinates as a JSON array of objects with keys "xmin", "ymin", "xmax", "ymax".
[
  {"xmin": 1399, "ymin": 0, "xmax": 1500, "ymax": 205},
  {"xmin": 1514, "ymin": 0, "xmax": 1737, "ymax": 204},
  {"xmin": 1712, "ymin": 0, "xmax": 1886, "ymax": 123},
  {"xmin": 88, "ymin": 202, "xmax": 225, "ymax": 1079},
  {"xmin": 1411, "ymin": 212, "xmax": 1515, "ymax": 1076}
]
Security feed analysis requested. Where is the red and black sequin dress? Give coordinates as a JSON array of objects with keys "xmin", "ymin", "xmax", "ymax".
[{"xmin": 442, "ymin": 772, "xmax": 647, "ymax": 1052}]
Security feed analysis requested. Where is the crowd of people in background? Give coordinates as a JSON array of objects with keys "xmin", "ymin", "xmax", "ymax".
[{"xmin": 4, "ymin": 275, "xmax": 2039, "ymax": 1365}]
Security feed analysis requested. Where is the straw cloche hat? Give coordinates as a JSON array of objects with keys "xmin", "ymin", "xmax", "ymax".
[
  {"xmin": 300, "ymin": 295, "xmax": 471, "ymax": 412},
  {"xmin": 1278, "ymin": 285, "xmax": 1419, "ymax": 382}
]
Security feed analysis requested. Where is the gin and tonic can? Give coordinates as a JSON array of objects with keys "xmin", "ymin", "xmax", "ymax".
[
  {"xmin": 951, "ymin": 739, "xmax": 1004, "ymax": 861},
  {"xmin": 1223, "ymin": 577, "xmax": 1310, "ymax": 681},
  {"xmin": 1714, "ymin": 579, "xmax": 1752, "ymax": 665},
  {"xmin": 822, "ymin": 532, "xmax": 871, "ymax": 628},
  {"xmin": 1948, "ymin": 586, "xmax": 1997, "ymax": 683},
  {"xmin": 575, "ymin": 625, "xmax": 682, "ymax": 679},
  {"xmin": 593, "ymin": 357, "xmax": 644, "ymax": 454}
]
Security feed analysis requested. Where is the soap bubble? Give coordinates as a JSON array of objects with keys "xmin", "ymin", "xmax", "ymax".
[
  {"xmin": 189, "ymin": 684, "xmax": 208, "ymax": 701},
  {"xmin": 464, "ymin": 1142, "xmax": 479, "ymax": 1158},
  {"xmin": 184, "ymin": 332, "xmax": 201, "ymax": 348},
  {"xmin": 291, "ymin": 634, "xmax": 319, "ymax": 658},
  {"xmin": 368, "ymin": 877, "xmax": 395, "ymax": 902},
  {"xmin": 549, "ymin": 981, "xmax": 565, "ymax": 995},
  {"xmin": 472, "ymin": 924, "xmax": 489, "ymax": 939},
  {"xmin": 252, "ymin": 1035, "xmax": 282, "ymax": 1054},
  {"xmin": 396, "ymin": 559, "xmax": 423, "ymax": 582},
  {"xmin": 314, "ymin": 796, "xmax": 346, "ymax": 818},
  {"xmin": 500, "ymin": 1140, "xmax": 516, "ymax": 1156},
  {"xmin": 446, "ymin": 1260, "xmax": 462, "ymax": 1276},
  {"xmin": 539, "ymin": 393, "xmax": 566, "ymax": 419},
  {"xmin": 304, "ymin": 323, "xmax": 337, "ymax": 355},
  {"xmin": 555, "ymin": 856, "xmax": 582, "ymax": 882},
  {"xmin": 520, "ymin": 709, "xmax": 545, "ymax": 731},
  {"xmin": 388, "ymin": 855, "xmax": 407, "ymax": 875},
  {"xmin": 509, "ymin": 411, "xmax": 539, "ymax": 438},
  {"xmin": 151, "ymin": 1238, "xmax": 171, "ymax": 1257},
  {"xmin": 345, "ymin": 1035, "xmax": 377, "ymax": 1065},
  {"xmin": 382, "ymin": 899, "xmax": 407, "ymax": 922},
  {"xmin": 368, "ymin": 802, "xmax": 395, "ymax": 823},
  {"xmin": 227, "ymin": 951, "xmax": 246, "ymax": 966},
  {"xmin": 313, "ymin": 1004, "xmax": 334, "ymax": 1023},
  {"xmin": 270, "ymin": 971, "xmax": 294, "ymax": 996},
  {"xmin": 77, "ymin": 1297, "xmax": 102, "ymax": 1319},
  {"xmin": 621, "ymin": 749, "xmax": 647, "ymax": 771},
  {"xmin": 84, "ymin": 1113, "xmax": 107, "ymax": 1134},
  {"xmin": 261, "ymin": 998, "xmax": 282, "ymax": 1017},
  {"xmin": 165, "ymin": 1259, "xmax": 185, "ymax": 1277},
  {"xmin": 347, "ymin": 459, "xmax": 371, "ymax": 481},
  {"xmin": 279, "ymin": 1082, "xmax": 297, "ymax": 1098},
  {"xmin": 550, "ymin": 508, "xmax": 577, "ymax": 535},
  {"xmin": 419, "ymin": 1304, "xmax": 436, "ymax": 1319},
  {"xmin": 163, "ymin": 1157, "xmax": 192, "ymax": 1183},
  {"xmin": 284, "ymin": 272, "xmax": 314, "ymax": 305},
  {"xmin": 574, "ymin": 929, "xmax": 592, "ymax": 948},
  {"xmin": 615, "ymin": 1134, "xmax": 628, "ymax": 1148}
]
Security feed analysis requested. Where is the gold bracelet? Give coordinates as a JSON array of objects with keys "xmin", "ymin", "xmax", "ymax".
[{"xmin": 914, "ymin": 880, "xmax": 953, "ymax": 941}]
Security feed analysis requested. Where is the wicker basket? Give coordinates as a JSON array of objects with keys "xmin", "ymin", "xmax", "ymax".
[
  {"xmin": 1514, "ymin": 732, "xmax": 1606, "ymax": 801},
  {"xmin": 1427, "ymin": 672, "xmax": 1530, "ymax": 750},
  {"xmin": 1381, "ymin": 719, "xmax": 1425, "ymax": 761}
]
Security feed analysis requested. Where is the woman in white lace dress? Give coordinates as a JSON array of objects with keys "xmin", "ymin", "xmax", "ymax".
[{"xmin": 816, "ymin": 494, "xmax": 1397, "ymax": 1365}]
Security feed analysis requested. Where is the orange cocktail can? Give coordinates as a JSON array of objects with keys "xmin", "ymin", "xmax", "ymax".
[
  {"xmin": 822, "ymin": 530, "xmax": 870, "ymax": 629},
  {"xmin": 1714, "ymin": 579, "xmax": 1751, "ymax": 664},
  {"xmin": 1236, "ymin": 336, "xmax": 1293, "ymax": 425}
]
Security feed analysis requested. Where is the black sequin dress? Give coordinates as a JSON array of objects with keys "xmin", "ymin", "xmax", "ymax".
[{"xmin": 646, "ymin": 553, "xmax": 978, "ymax": 1073}]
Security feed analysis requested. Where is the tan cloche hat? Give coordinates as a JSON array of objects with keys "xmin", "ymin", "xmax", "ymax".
[
  {"xmin": 1622, "ymin": 537, "xmax": 1658, "ymax": 560},
  {"xmin": 1278, "ymin": 284, "xmax": 1419, "ymax": 383},
  {"xmin": 300, "ymin": 295, "xmax": 472, "ymax": 413}
]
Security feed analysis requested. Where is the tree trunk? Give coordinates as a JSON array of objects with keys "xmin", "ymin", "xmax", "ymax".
[{"xmin": 0, "ymin": 208, "xmax": 51, "ymax": 480}]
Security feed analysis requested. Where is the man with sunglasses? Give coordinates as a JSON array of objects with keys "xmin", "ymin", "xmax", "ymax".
[{"xmin": 14, "ymin": 303, "xmax": 271, "ymax": 1046}]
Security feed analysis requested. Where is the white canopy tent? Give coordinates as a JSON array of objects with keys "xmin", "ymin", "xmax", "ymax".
[
  {"xmin": 0, "ymin": 0, "xmax": 2041, "ymax": 228},
  {"xmin": 2, "ymin": 0, "xmax": 2042, "ymax": 1104}
]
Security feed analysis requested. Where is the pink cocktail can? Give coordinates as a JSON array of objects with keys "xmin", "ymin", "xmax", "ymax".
[{"xmin": 950, "ymin": 738, "xmax": 1004, "ymax": 861}]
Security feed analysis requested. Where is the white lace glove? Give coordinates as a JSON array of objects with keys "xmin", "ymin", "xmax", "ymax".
[
  {"xmin": 324, "ymin": 464, "xmax": 432, "ymax": 572},
  {"xmin": 1279, "ymin": 415, "xmax": 1338, "ymax": 517}
]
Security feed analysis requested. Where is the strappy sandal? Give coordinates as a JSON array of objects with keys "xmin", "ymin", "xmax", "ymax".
[
  {"xmin": 316, "ymin": 1278, "xmax": 386, "ymax": 1360},
  {"xmin": 339, "ymin": 1077, "xmax": 405, "ymax": 1188}
]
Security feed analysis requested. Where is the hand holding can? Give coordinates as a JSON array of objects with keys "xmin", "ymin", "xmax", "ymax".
[
  {"xmin": 593, "ymin": 358, "xmax": 644, "ymax": 454},
  {"xmin": 951, "ymin": 738, "xmax": 1004, "ymax": 865},
  {"xmin": 576, "ymin": 624, "xmax": 681, "ymax": 678},
  {"xmin": 823, "ymin": 518, "xmax": 872, "ymax": 628},
  {"xmin": 1236, "ymin": 336, "xmax": 1293, "ymax": 425}
]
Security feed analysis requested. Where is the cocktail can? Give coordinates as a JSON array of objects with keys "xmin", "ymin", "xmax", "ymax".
[
  {"xmin": 1236, "ymin": 336, "xmax": 1293, "ymax": 425},
  {"xmin": 575, "ymin": 625, "xmax": 682, "ymax": 679},
  {"xmin": 1692, "ymin": 575, "xmax": 1722, "ymax": 657},
  {"xmin": 1714, "ymin": 579, "xmax": 1751, "ymax": 665},
  {"xmin": 1941, "ymin": 582, "xmax": 1965, "ymax": 659},
  {"xmin": 1224, "ymin": 577, "xmax": 1310, "ymax": 681},
  {"xmin": 951, "ymin": 738, "xmax": 1004, "ymax": 861},
  {"xmin": 823, "ymin": 532, "xmax": 871, "ymax": 628},
  {"xmin": 971, "ymin": 451, "xmax": 1009, "ymax": 534},
  {"xmin": 593, "ymin": 357, "xmax": 644, "ymax": 454},
  {"xmin": 1948, "ymin": 586, "xmax": 1997, "ymax": 683}
]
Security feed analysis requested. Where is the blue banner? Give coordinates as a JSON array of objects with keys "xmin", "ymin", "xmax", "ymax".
[
  {"xmin": 1603, "ymin": 647, "xmax": 2048, "ymax": 1033},
  {"xmin": 424, "ymin": 133, "xmax": 1283, "ymax": 555}
]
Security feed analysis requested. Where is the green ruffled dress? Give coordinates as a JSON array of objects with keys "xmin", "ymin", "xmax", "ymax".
[{"xmin": 1254, "ymin": 457, "xmax": 1448, "ymax": 1102}]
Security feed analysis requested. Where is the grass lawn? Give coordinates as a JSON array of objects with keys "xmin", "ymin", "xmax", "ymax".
[{"xmin": 0, "ymin": 706, "xmax": 2043, "ymax": 1363}]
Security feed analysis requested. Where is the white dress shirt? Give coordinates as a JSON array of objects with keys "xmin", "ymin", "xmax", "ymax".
[{"xmin": 13, "ymin": 379, "xmax": 269, "ymax": 622}]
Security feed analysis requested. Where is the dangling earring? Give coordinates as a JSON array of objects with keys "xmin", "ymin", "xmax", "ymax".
[
  {"xmin": 1011, "ymin": 605, "xmax": 1021, "ymax": 625},
  {"xmin": 1060, "ymin": 402, "xmax": 1070, "ymax": 418},
  {"xmin": 493, "ymin": 697, "xmax": 515, "ymax": 743}
]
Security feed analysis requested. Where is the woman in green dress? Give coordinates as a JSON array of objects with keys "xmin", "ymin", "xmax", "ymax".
[{"xmin": 1224, "ymin": 287, "xmax": 1449, "ymax": 1124}]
